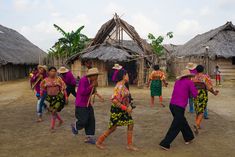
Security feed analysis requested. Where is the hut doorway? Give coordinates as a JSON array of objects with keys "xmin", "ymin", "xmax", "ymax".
[
  {"xmin": 232, "ymin": 57, "xmax": 235, "ymax": 65},
  {"xmin": 107, "ymin": 61, "xmax": 138, "ymax": 85}
]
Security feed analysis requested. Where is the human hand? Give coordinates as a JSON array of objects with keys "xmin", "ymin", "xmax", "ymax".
[
  {"xmin": 126, "ymin": 106, "xmax": 132, "ymax": 114},
  {"xmin": 213, "ymin": 90, "xmax": 219, "ymax": 96},
  {"xmin": 91, "ymin": 80, "xmax": 98, "ymax": 87},
  {"xmin": 165, "ymin": 82, "xmax": 168, "ymax": 87}
]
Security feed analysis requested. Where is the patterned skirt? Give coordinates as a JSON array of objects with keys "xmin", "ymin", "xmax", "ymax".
[
  {"xmin": 46, "ymin": 92, "xmax": 65, "ymax": 112},
  {"xmin": 109, "ymin": 104, "xmax": 134, "ymax": 128},
  {"xmin": 150, "ymin": 80, "xmax": 162, "ymax": 96},
  {"xmin": 193, "ymin": 89, "xmax": 208, "ymax": 115}
]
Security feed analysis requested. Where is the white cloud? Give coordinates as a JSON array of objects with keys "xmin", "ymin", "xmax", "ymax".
[
  {"xmin": 13, "ymin": 0, "xmax": 54, "ymax": 12},
  {"xmin": 130, "ymin": 13, "xmax": 160, "ymax": 39},
  {"xmin": 199, "ymin": 7, "xmax": 212, "ymax": 16},
  {"xmin": 217, "ymin": 0, "xmax": 235, "ymax": 10},
  {"xmin": 181, "ymin": 8, "xmax": 194, "ymax": 16},
  {"xmin": 173, "ymin": 19, "xmax": 203, "ymax": 44},
  {"xmin": 19, "ymin": 14, "xmax": 91, "ymax": 51},
  {"xmin": 104, "ymin": 2, "xmax": 125, "ymax": 15}
]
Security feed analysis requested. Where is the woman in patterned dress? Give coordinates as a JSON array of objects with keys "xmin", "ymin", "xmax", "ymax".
[
  {"xmin": 40, "ymin": 67, "xmax": 68, "ymax": 132},
  {"xmin": 96, "ymin": 69, "xmax": 138, "ymax": 151},
  {"xmin": 148, "ymin": 65, "xmax": 168, "ymax": 107},
  {"xmin": 192, "ymin": 65, "xmax": 219, "ymax": 134}
]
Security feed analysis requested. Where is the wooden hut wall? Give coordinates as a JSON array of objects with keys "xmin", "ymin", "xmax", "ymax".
[
  {"xmin": 137, "ymin": 58, "xmax": 145, "ymax": 87},
  {"xmin": 169, "ymin": 56, "xmax": 233, "ymax": 77},
  {"xmin": 70, "ymin": 60, "xmax": 108, "ymax": 86},
  {"xmin": 71, "ymin": 60, "xmax": 87, "ymax": 78},
  {"xmin": 0, "ymin": 64, "xmax": 35, "ymax": 81},
  {"xmin": 169, "ymin": 56, "xmax": 205, "ymax": 77},
  {"xmin": 92, "ymin": 60, "xmax": 108, "ymax": 86}
]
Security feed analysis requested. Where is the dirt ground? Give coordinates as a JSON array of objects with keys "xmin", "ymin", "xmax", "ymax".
[{"xmin": 0, "ymin": 79, "xmax": 235, "ymax": 157}]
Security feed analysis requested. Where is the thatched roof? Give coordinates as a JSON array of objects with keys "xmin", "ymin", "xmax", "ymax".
[
  {"xmin": 174, "ymin": 22, "xmax": 235, "ymax": 58},
  {"xmin": 67, "ymin": 14, "xmax": 152, "ymax": 63},
  {"xmin": 0, "ymin": 24, "xmax": 46, "ymax": 66}
]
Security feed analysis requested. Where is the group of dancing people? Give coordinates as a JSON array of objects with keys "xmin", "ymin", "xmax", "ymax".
[{"xmin": 29, "ymin": 61, "xmax": 219, "ymax": 151}]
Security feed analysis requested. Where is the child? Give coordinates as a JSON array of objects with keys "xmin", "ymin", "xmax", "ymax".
[
  {"xmin": 159, "ymin": 69, "xmax": 198, "ymax": 150},
  {"xmin": 214, "ymin": 65, "xmax": 221, "ymax": 86}
]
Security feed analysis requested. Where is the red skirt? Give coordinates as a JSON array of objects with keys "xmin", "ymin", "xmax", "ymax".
[{"xmin": 216, "ymin": 75, "xmax": 221, "ymax": 81}]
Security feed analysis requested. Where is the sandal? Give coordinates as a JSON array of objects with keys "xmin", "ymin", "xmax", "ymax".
[
  {"xmin": 160, "ymin": 145, "xmax": 169, "ymax": 151},
  {"xmin": 84, "ymin": 137, "xmax": 96, "ymax": 145}
]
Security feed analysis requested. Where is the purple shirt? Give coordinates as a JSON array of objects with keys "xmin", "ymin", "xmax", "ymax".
[
  {"xmin": 61, "ymin": 71, "xmax": 76, "ymax": 86},
  {"xmin": 75, "ymin": 76, "xmax": 93, "ymax": 107},
  {"xmin": 170, "ymin": 78, "xmax": 198, "ymax": 109}
]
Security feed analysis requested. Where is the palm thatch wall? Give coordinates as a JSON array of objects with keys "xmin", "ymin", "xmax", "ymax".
[
  {"xmin": 0, "ymin": 24, "xmax": 46, "ymax": 81},
  {"xmin": 170, "ymin": 22, "xmax": 235, "ymax": 80},
  {"xmin": 67, "ymin": 14, "xmax": 153, "ymax": 86}
]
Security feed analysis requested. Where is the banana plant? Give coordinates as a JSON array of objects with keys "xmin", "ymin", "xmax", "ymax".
[{"xmin": 49, "ymin": 24, "xmax": 89, "ymax": 58}]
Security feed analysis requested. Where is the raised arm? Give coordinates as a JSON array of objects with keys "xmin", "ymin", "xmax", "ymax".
[{"xmin": 78, "ymin": 78, "xmax": 94, "ymax": 96}]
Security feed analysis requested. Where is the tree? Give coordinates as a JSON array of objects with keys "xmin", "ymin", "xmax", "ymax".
[
  {"xmin": 148, "ymin": 32, "xmax": 173, "ymax": 57},
  {"xmin": 48, "ymin": 24, "xmax": 89, "ymax": 58}
]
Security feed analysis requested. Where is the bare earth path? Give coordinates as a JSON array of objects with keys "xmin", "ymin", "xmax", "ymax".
[{"xmin": 0, "ymin": 80, "xmax": 235, "ymax": 157}]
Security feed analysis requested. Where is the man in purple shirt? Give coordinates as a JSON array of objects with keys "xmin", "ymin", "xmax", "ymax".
[
  {"xmin": 71, "ymin": 68, "xmax": 100, "ymax": 144},
  {"xmin": 58, "ymin": 67, "xmax": 77, "ymax": 98},
  {"xmin": 160, "ymin": 69, "xmax": 198, "ymax": 150}
]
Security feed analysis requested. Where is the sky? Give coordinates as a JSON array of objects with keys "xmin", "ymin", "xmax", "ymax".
[{"xmin": 1, "ymin": 0, "xmax": 235, "ymax": 51}]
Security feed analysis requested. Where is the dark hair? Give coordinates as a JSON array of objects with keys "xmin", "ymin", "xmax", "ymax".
[
  {"xmin": 196, "ymin": 65, "xmax": 204, "ymax": 73},
  {"xmin": 116, "ymin": 69, "xmax": 127, "ymax": 82},
  {"xmin": 48, "ymin": 66, "xmax": 57, "ymax": 72},
  {"xmin": 153, "ymin": 65, "xmax": 160, "ymax": 70},
  {"xmin": 216, "ymin": 65, "xmax": 219, "ymax": 69}
]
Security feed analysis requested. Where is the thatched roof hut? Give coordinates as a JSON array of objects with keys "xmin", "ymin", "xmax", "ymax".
[
  {"xmin": 174, "ymin": 21, "xmax": 235, "ymax": 58},
  {"xmin": 170, "ymin": 22, "xmax": 235, "ymax": 80},
  {"xmin": 67, "ymin": 14, "xmax": 153, "ymax": 86},
  {"xmin": 0, "ymin": 24, "xmax": 46, "ymax": 81}
]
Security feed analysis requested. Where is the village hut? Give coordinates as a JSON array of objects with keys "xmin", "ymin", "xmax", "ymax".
[
  {"xmin": 170, "ymin": 21, "xmax": 235, "ymax": 80},
  {"xmin": 66, "ymin": 14, "xmax": 153, "ymax": 86},
  {"xmin": 161, "ymin": 44, "xmax": 181, "ymax": 73},
  {"xmin": 0, "ymin": 24, "xmax": 46, "ymax": 81}
]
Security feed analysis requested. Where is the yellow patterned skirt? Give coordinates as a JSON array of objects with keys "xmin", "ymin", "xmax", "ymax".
[
  {"xmin": 109, "ymin": 104, "xmax": 134, "ymax": 128},
  {"xmin": 193, "ymin": 89, "xmax": 208, "ymax": 115}
]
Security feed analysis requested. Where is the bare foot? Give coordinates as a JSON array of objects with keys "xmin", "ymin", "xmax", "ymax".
[
  {"xmin": 160, "ymin": 104, "xmax": 165, "ymax": 107},
  {"xmin": 57, "ymin": 120, "xmax": 63, "ymax": 127},
  {"xmin": 36, "ymin": 118, "xmax": 43, "ymax": 123},
  {"xmin": 50, "ymin": 128, "xmax": 56, "ymax": 133},
  {"xmin": 193, "ymin": 125, "xmax": 199, "ymax": 135},
  {"xmin": 96, "ymin": 142, "xmax": 106, "ymax": 150},
  {"xmin": 127, "ymin": 145, "xmax": 139, "ymax": 151}
]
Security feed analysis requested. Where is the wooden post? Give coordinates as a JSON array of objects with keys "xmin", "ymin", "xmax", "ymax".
[{"xmin": 137, "ymin": 59, "xmax": 144, "ymax": 87}]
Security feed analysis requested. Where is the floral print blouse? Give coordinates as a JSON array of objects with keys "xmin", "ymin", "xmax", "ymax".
[
  {"xmin": 149, "ymin": 70, "xmax": 166, "ymax": 81},
  {"xmin": 40, "ymin": 77, "xmax": 67, "ymax": 96},
  {"xmin": 193, "ymin": 73, "xmax": 213, "ymax": 90},
  {"xmin": 111, "ymin": 82, "xmax": 130, "ymax": 106}
]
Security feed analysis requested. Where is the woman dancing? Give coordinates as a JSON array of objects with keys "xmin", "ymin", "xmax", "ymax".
[
  {"xmin": 96, "ymin": 69, "xmax": 138, "ymax": 151},
  {"xmin": 40, "ymin": 67, "xmax": 67, "ymax": 132},
  {"xmin": 192, "ymin": 65, "xmax": 219, "ymax": 134},
  {"xmin": 148, "ymin": 65, "xmax": 168, "ymax": 107}
]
